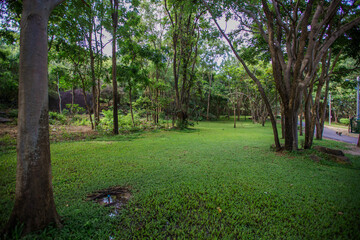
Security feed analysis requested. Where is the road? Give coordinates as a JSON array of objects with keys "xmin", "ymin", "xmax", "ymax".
[{"xmin": 322, "ymin": 126, "xmax": 358, "ymax": 144}]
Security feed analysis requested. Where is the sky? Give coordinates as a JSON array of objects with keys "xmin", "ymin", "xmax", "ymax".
[{"xmin": 102, "ymin": 14, "xmax": 239, "ymax": 57}]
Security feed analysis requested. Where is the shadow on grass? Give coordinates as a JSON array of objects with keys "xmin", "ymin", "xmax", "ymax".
[
  {"xmin": 165, "ymin": 127, "xmax": 200, "ymax": 134},
  {"xmin": 95, "ymin": 132, "xmax": 143, "ymax": 142}
]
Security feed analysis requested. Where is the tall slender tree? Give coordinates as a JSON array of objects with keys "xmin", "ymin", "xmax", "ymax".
[{"xmin": 110, "ymin": 0, "xmax": 119, "ymax": 134}]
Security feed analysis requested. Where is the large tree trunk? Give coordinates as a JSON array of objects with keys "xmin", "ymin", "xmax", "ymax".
[
  {"xmin": 283, "ymin": 102, "xmax": 300, "ymax": 151},
  {"xmin": 6, "ymin": 0, "xmax": 64, "ymax": 236}
]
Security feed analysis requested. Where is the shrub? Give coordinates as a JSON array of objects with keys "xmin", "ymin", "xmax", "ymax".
[
  {"xmin": 73, "ymin": 117, "xmax": 90, "ymax": 126},
  {"xmin": 49, "ymin": 111, "xmax": 67, "ymax": 125},
  {"xmin": 339, "ymin": 118, "xmax": 350, "ymax": 125},
  {"xmin": 65, "ymin": 104, "xmax": 85, "ymax": 115},
  {"xmin": 98, "ymin": 110, "xmax": 142, "ymax": 132}
]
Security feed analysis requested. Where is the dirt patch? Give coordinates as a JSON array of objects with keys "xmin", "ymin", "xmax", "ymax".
[
  {"xmin": 86, "ymin": 186, "xmax": 132, "ymax": 216},
  {"xmin": 344, "ymin": 145, "xmax": 360, "ymax": 156},
  {"xmin": 0, "ymin": 123, "xmax": 98, "ymax": 144},
  {"xmin": 0, "ymin": 123, "xmax": 17, "ymax": 139}
]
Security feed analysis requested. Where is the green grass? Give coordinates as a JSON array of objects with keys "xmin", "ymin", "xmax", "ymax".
[{"xmin": 1, "ymin": 120, "xmax": 360, "ymax": 239}]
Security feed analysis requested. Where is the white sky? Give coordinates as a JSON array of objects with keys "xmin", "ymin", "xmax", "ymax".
[{"xmin": 102, "ymin": 14, "xmax": 239, "ymax": 57}]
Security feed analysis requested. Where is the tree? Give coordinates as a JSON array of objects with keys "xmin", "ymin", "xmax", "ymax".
[
  {"xmin": 5, "ymin": 0, "xmax": 65, "ymax": 236},
  {"xmin": 110, "ymin": 0, "xmax": 119, "ymax": 134},
  {"xmin": 204, "ymin": 0, "xmax": 360, "ymax": 151},
  {"xmin": 165, "ymin": 0, "xmax": 205, "ymax": 128},
  {"xmin": 203, "ymin": 0, "xmax": 281, "ymax": 150}
]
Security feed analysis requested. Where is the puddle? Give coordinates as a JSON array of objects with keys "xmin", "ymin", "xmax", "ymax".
[{"xmin": 86, "ymin": 186, "xmax": 132, "ymax": 217}]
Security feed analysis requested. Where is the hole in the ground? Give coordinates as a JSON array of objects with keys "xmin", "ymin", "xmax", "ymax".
[{"xmin": 86, "ymin": 186, "xmax": 132, "ymax": 217}]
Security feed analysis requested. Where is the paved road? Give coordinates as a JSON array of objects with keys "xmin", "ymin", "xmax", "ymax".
[{"xmin": 322, "ymin": 126, "xmax": 358, "ymax": 144}]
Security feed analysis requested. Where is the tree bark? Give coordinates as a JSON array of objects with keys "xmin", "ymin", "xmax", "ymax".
[
  {"xmin": 299, "ymin": 108, "xmax": 303, "ymax": 136},
  {"xmin": 206, "ymin": 72, "xmax": 212, "ymax": 120},
  {"xmin": 5, "ymin": 0, "xmax": 64, "ymax": 236},
  {"xmin": 233, "ymin": 104, "xmax": 236, "ymax": 128},
  {"xmin": 56, "ymin": 73, "xmax": 62, "ymax": 114},
  {"xmin": 129, "ymin": 86, "xmax": 135, "ymax": 127},
  {"xmin": 111, "ymin": 0, "xmax": 119, "ymax": 134},
  {"xmin": 88, "ymin": 28, "xmax": 97, "ymax": 128}
]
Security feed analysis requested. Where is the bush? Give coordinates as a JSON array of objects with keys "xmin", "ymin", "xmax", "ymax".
[
  {"xmin": 49, "ymin": 111, "xmax": 67, "ymax": 125},
  {"xmin": 339, "ymin": 118, "xmax": 350, "ymax": 125},
  {"xmin": 8, "ymin": 109, "xmax": 18, "ymax": 118},
  {"xmin": 73, "ymin": 117, "xmax": 90, "ymax": 126},
  {"xmin": 65, "ymin": 104, "xmax": 85, "ymax": 115},
  {"xmin": 98, "ymin": 110, "xmax": 142, "ymax": 132}
]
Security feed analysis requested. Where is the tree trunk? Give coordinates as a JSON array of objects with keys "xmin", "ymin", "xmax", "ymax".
[
  {"xmin": 79, "ymin": 74, "xmax": 94, "ymax": 129},
  {"xmin": 299, "ymin": 109, "xmax": 303, "ymax": 136},
  {"xmin": 71, "ymin": 86, "xmax": 75, "ymax": 113},
  {"xmin": 283, "ymin": 105, "xmax": 299, "ymax": 151},
  {"xmin": 304, "ymin": 91, "xmax": 312, "ymax": 149},
  {"xmin": 318, "ymin": 79, "xmax": 330, "ymax": 139},
  {"xmin": 57, "ymin": 73, "xmax": 62, "ymax": 114},
  {"xmin": 281, "ymin": 105, "xmax": 285, "ymax": 139},
  {"xmin": 233, "ymin": 104, "xmax": 236, "ymax": 128},
  {"xmin": 88, "ymin": 29, "xmax": 97, "ymax": 128},
  {"xmin": 111, "ymin": 0, "xmax": 119, "ymax": 134},
  {"xmin": 206, "ymin": 72, "xmax": 212, "ymax": 120},
  {"xmin": 129, "ymin": 86, "xmax": 135, "ymax": 127},
  {"xmin": 6, "ymin": 0, "xmax": 64, "ymax": 236},
  {"xmin": 237, "ymin": 97, "xmax": 241, "ymax": 121}
]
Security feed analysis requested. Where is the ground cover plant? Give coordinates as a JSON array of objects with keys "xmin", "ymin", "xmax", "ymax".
[{"xmin": 1, "ymin": 120, "xmax": 360, "ymax": 239}]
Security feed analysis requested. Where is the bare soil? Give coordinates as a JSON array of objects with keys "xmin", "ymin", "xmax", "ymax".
[
  {"xmin": 344, "ymin": 145, "xmax": 360, "ymax": 156},
  {"xmin": 0, "ymin": 123, "xmax": 98, "ymax": 144}
]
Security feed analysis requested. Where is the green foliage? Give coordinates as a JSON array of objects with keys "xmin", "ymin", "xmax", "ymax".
[
  {"xmin": 49, "ymin": 111, "xmax": 67, "ymax": 125},
  {"xmin": 339, "ymin": 118, "xmax": 350, "ymax": 125},
  {"xmin": 0, "ymin": 45, "xmax": 19, "ymax": 106},
  {"xmin": 65, "ymin": 104, "xmax": 85, "ymax": 115},
  {"xmin": 98, "ymin": 110, "xmax": 141, "ymax": 132},
  {"xmin": 0, "ymin": 134, "xmax": 16, "ymax": 152},
  {"xmin": 72, "ymin": 117, "xmax": 91, "ymax": 126},
  {"xmin": 7, "ymin": 109, "xmax": 18, "ymax": 118}
]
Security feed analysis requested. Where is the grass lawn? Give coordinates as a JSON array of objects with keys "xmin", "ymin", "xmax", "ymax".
[{"xmin": 1, "ymin": 120, "xmax": 360, "ymax": 239}]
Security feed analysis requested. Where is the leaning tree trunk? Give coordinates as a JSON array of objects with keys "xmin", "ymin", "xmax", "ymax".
[{"xmin": 6, "ymin": 0, "xmax": 64, "ymax": 236}]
